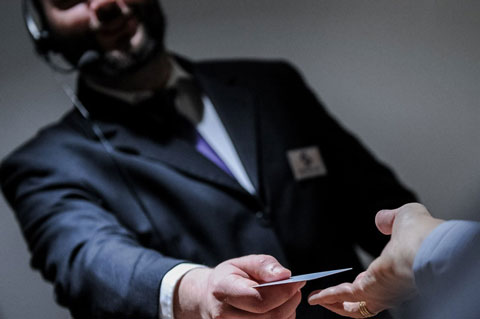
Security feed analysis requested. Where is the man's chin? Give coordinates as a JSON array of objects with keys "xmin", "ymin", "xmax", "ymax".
[
  {"xmin": 104, "ymin": 50, "xmax": 142, "ymax": 72},
  {"xmin": 81, "ymin": 34, "xmax": 161, "ymax": 77}
]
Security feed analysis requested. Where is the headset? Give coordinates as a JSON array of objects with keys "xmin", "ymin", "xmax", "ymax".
[
  {"xmin": 23, "ymin": 0, "xmax": 166, "ymax": 75},
  {"xmin": 21, "ymin": 0, "xmax": 162, "ymax": 240},
  {"xmin": 22, "ymin": 0, "xmax": 50, "ymax": 55},
  {"xmin": 22, "ymin": 0, "xmax": 77, "ymax": 73}
]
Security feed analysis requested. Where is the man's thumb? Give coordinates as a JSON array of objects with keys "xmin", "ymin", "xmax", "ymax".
[{"xmin": 231, "ymin": 254, "xmax": 291, "ymax": 282}]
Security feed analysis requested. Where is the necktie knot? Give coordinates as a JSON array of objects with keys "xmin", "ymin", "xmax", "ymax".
[
  {"xmin": 144, "ymin": 90, "xmax": 234, "ymax": 177},
  {"xmin": 139, "ymin": 89, "xmax": 178, "ymax": 120}
]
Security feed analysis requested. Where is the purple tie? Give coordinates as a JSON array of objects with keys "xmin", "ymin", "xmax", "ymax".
[
  {"xmin": 147, "ymin": 89, "xmax": 234, "ymax": 177},
  {"xmin": 193, "ymin": 130, "xmax": 234, "ymax": 177},
  {"xmin": 173, "ymin": 109, "xmax": 234, "ymax": 177}
]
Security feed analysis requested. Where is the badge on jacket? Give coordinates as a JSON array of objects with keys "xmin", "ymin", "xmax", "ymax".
[{"xmin": 287, "ymin": 146, "xmax": 327, "ymax": 181}]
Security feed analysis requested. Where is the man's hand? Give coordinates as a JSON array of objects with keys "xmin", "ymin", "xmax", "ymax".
[
  {"xmin": 307, "ymin": 203, "xmax": 443, "ymax": 318},
  {"xmin": 174, "ymin": 254, "xmax": 304, "ymax": 319}
]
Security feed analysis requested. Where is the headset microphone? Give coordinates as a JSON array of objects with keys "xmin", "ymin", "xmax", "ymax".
[{"xmin": 77, "ymin": 50, "xmax": 102, "ymax": 70}]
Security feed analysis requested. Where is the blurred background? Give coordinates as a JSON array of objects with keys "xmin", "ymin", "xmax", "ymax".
[{"xmin": 1, "ymin": 0, "xmax": 479, "ymax": 318}]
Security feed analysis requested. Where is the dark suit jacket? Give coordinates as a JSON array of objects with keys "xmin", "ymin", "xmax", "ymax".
[{"xmin": 1, "ymin": 58, "xmax": 415, "ymax": 318}]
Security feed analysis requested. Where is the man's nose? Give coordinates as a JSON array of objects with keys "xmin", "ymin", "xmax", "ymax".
[{"xmin": 89, "ymin": 0, "xmax": 129, "ymax": 26}]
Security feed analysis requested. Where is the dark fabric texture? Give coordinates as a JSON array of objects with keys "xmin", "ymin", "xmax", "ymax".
[{"xmin": 1, "ymin": 57, "xmax": 415, "ymax": 318}]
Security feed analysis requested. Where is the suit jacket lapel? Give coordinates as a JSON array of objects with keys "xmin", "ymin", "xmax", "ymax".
[
  {"xmin": 77, "ymin": 60, "xmax": 260, "ymax": 196},
  {"xmin": 194, "ymin": 68, "xmax": 260, "ymax": 193},
  {"xmin": 95, "ymin": 118, "xmax": 246, "ymax": 193}
]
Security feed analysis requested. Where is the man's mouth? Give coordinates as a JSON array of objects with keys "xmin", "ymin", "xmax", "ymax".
[{"xmin": 96, "ymin": 15, "xmax": 140, "ymax": 51}]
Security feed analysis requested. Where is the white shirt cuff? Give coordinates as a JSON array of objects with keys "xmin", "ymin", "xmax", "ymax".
[{"xmin": 159, "ymin": 263, "xmax": 205, "ymax": 319}]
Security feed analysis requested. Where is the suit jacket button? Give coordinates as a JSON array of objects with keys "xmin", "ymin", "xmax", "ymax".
[{"xmin": 256, "ymin": 211, "xmax": 271, "ymax": 227}]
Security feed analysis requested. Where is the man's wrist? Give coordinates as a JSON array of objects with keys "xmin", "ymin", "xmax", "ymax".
[
  {"xmin": 159, "ymin": 263, "xmax": 206, "ymax": 319},
  {"xmin": 173, "ymin": 267, "xmax": 212, "ymax": 319}
]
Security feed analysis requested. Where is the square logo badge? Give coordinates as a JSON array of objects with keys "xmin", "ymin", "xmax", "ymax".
[{"xmin": 287, "ymin": 146, "xmax": 327, "ymax": 181}]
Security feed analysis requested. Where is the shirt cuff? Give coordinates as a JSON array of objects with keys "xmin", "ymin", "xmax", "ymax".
[{"xmin": 159, "ymin": 263, "xmax": 205, "ymax": 319}]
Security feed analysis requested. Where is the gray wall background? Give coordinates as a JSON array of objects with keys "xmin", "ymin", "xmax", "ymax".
[{"xmin": 1, "ymin": 0, "xmax": 479, "ymax": 318}]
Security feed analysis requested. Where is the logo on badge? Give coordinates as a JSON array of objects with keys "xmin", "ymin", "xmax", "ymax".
[{"xmin": 287, "ymin": 146, "xmax": 327, "ymax": 181}]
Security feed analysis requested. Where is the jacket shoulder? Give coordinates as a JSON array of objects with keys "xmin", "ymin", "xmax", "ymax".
[
  {"xmin": 194, "ymin": 58, "xmax": 304, "ymax": 83},
  {"xmin": 0, "ymin": 111, "xmax": 87, "ymax": 183}
]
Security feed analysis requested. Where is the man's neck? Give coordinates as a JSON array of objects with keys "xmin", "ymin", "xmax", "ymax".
[{"xmin": 83, "ymin": 51, "xmax": 172, "ymax": 92}]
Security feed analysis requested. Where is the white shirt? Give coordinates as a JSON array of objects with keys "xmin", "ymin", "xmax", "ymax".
[{"xmin": 87, "ymin": 57, "xmax": 256, "ymax": 319}]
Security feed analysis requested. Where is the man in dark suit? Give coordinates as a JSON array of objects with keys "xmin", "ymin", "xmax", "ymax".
[{"xmin": 1, "ymin": 0, "xmax": 416, "ymax": 318}]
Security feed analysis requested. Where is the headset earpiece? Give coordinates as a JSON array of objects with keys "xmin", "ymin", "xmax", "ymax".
[
  {"xmin": 22, "ymin": 0, "xmax": 76, "ymax": 72},
  {"xmin": 22, "ymin": 0, "xmax": 52, "ymax": 56}
]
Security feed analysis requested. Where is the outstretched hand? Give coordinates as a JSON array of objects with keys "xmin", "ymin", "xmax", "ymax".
[
  {"xmin": 308, "ymin": 203, "xmax": 443, "ymax": 318},
  {"xmin": 175, "ymin": 254, "xmax": 305, "ymax": 319}
]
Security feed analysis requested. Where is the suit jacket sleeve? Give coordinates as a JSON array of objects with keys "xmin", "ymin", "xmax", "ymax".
[
  {"xmin": 410, "ymin": 220, "xmax": 480, "ymax": 319},
  {"xmin": 0, "ymin": 131, "xmax": 184, "ymax": 319}
]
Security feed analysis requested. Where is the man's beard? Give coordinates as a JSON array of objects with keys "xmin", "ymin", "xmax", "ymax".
[
  {"xmin": 101, "ymin": 24, "xmax": 158, "ymax": 74},
  {"xmin": 84, "ymin": 23, "xmax": 162, "ymax": 77},
  {"xmin": 53, "ymin": 1, "xmax": 166, "ymax": 77}
]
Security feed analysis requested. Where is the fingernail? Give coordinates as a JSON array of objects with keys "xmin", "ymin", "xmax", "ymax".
[
  {"xmin": 271, "ymin": 265, "xmax": 283, "ymax": 275},
  {"xmin": 307, "ymin": 296, "xmax": 317, "ymax": 305}
]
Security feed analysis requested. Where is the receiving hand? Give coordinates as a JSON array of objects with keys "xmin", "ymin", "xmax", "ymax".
[
  {"xmin": 174, "ymin": 254, "xmax": 305, "ymax": 319},
  {"xmin": 308, "ymin": 203, "xmax": 443, "ymax": 318}
]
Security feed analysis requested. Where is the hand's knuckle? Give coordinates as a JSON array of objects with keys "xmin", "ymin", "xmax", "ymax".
[
  {"xmin": 268, "ymin": 306, "xmax": 288, "ymax": 319},
  {"xmin": 258, "ymin": 254, "xmax": 277, "ymax": 265},
  {"xmin": 210, "ymin": 311, "xmax": 222, "ymax": 319},
  {"xmin": 294, "ymin": 292, "xmax": 302, "ymax": 306},
  {"xmin": 210, "ymin": 280, "xmax": 226, "ymax": 301},
  {"xmin": 212, "ymin": 312, "xmax": 224, "ymax": 319},
  {"xmin": 210, "ymin": 304, "xmax": 226, "ymax": 319},
  {"xmin": 265, "ymin": 312, "xmax": 275, "ymax": 319},
  {"xmin": 252, "ymin": 298, "xmax": 268, "ymax": 313},
  {"xmin": 279, "ymin": 286, "xmax": 296, "ymax": 300}
]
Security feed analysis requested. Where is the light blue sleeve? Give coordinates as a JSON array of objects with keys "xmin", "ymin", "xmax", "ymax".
[{"xmin": 410, "ymin": 220, "xmax": 480, "ymax": 319}]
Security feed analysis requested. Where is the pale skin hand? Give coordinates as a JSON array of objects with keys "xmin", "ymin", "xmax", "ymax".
[
  {"xmin": 174, "ymin": 254, "xmax": 305, "ymax": 319},
  {"xmin": 308, "ymin": 203, "xmax": 444, "ymax": 318}
]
